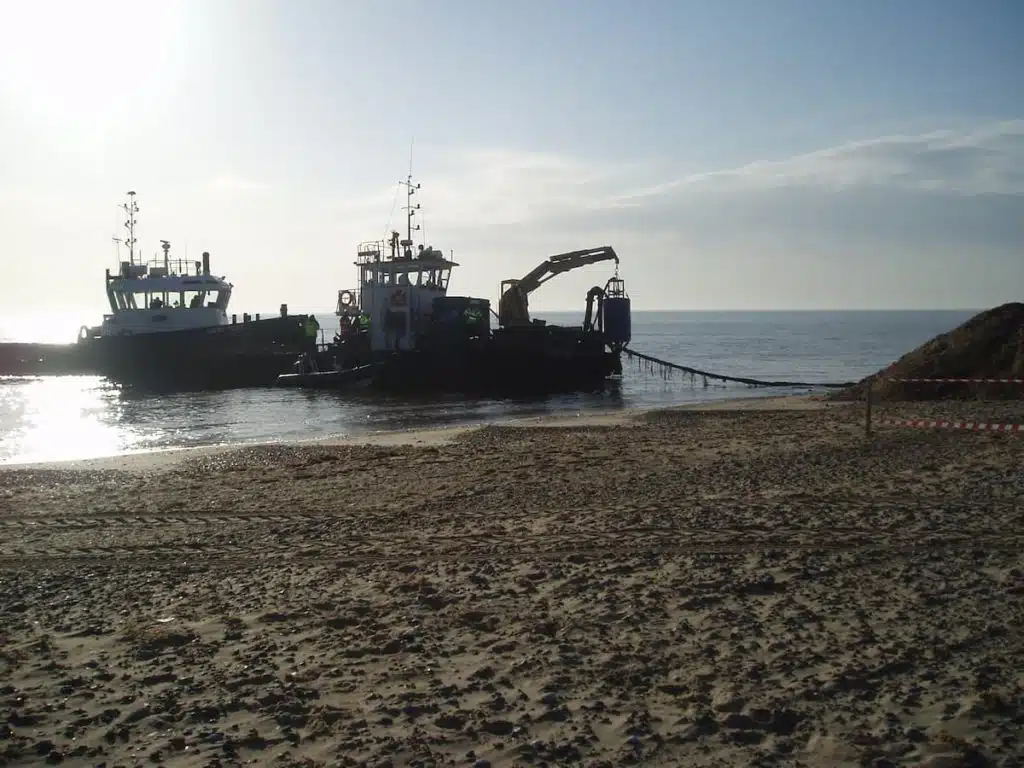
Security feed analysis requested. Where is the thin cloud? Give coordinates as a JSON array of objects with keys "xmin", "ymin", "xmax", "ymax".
[
  {"xmin": 307, "ymin": 120, "xmax": 1022, "ymax": 312},
  {"xmin": 620, "ymin": 119, "xmax": 1024, "ymax": 201},
  {"xmin": 336, "ymin": 120, "xmax": 1023, "ymax": 237},
  {"xmin": 333, "ymin": 149, "xmax": 657, "ymax": 233}
]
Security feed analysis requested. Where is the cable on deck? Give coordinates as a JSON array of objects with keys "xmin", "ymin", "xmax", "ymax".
[{"xmin": 623, "ymin": 347, "xmax": 854, "ymax": 389}]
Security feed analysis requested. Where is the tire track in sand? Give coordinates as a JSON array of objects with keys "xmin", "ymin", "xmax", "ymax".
[{"xmin": 0, "ymin": 527, "xmax": 1018, "ymax": 569}]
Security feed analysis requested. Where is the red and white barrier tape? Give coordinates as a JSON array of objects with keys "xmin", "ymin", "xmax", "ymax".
[
  {"xmin": 886, "ymin": 377, "xmax": 1024, "ymax": 384},
  {"xmin": 878, "ymin": 419, "xmax": 1024, "ymax": 433}
]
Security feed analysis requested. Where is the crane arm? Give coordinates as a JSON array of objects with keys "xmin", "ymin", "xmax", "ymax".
[
  {"xmin": 515, "ymin": 246, "xmax": 619, "ymax": 294},
  {"xmin": 498, "ymin": 246, "xmax": 619, "ymax": 327}
]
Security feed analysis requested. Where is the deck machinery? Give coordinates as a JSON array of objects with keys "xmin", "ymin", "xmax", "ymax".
[{"xmin": 497, "ymin": 244, "xmax": 631, "ymax": 351}]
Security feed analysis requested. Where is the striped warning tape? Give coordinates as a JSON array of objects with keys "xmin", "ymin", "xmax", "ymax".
[
  {"xmin": 887, "ymin": 377, "xmax": 1024, "ymax": 384},
  {"xmin": 878, "ymin": 419, "xmax": 1024, "ymax": 433}
]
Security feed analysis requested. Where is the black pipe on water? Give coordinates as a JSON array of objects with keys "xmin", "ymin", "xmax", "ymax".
[{"xmin": 623, "ymin": 347, "xmax": 854, "ymax": 389}]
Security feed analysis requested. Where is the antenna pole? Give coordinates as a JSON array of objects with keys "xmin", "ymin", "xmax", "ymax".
[
  {"xmin": 122, "ymin": 191, "xmax": 139, "ymax": 265},
  {"xmin": 398, "ymin": 159, "xmax": 422, "ymax": 253},
  {"xmin": 406, "ymin": 137, "xmax": 414, "ymax": 245}
]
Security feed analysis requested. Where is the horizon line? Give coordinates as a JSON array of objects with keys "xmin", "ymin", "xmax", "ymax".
[{"xmin": 287, "ymin": 306, "xmax": 992, "ymax": 314}]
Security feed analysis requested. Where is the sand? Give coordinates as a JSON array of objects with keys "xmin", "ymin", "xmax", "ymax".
[{"xmin": 1, "ymin": 395, "xmax": 1022, "ymax": 767}]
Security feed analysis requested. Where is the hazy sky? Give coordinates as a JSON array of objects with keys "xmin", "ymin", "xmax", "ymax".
[{"xmin": 1, "ymin": 0, "xmax": 1021, "ymax": 318}]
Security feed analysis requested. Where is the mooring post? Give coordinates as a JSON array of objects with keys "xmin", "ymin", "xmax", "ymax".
[{"xmin": 864, "ymin": 375, "xmax": 874, "ymax": 438}]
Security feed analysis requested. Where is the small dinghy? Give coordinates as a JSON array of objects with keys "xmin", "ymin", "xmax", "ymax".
[{"xmin": 276, "ymin": 362, "xmax": 379, "ymax": 390}]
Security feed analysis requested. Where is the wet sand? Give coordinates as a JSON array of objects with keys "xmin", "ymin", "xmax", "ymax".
[{"xmin": 1, "ymin": 395, "xmax": 1022, "ymax": 766}]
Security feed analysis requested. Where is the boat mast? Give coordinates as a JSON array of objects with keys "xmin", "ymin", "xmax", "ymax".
[
  {"xmin": 121, "ymin": 191, "xmax": 139, "ymax": 265},
  {"xmin": 399, "ymin": 174, "xmax": 421, "ymax": 252}
]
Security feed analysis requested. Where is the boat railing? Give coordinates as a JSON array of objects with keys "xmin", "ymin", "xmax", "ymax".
[
  {"xmin": 315, "ymin": 328, "xmax": 366, "ymax": 353},
  {"xmin": 357, "ymin": 241, "xmax": 385, "ymax": 264},
  {"xmin": 118, "ymin": 257, "xmax": 212, "ymax": 279},
  {"xmin": 356, "ymin": 240, "xmax": 455, "ymax": 267},
  {"xmin": 148, "ymin": 257, "xmax": 208, "ymax": 277}
]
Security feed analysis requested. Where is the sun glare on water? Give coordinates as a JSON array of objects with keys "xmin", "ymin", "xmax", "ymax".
[{"xmin": 0, "ymin": 376, "xmax": 141, "ymax": 465}]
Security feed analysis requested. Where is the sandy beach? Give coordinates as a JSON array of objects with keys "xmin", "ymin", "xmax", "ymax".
[{"xmin": 1, "ymin": 395, "xmax": 1022, "ymax": 767}]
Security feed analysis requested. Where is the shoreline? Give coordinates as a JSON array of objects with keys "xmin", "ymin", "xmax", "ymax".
[{"xmin": 0, "ymin": 392, "xmax": 836, "ymax": 472}]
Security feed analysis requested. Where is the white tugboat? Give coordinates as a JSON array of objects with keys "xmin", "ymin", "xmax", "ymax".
[
  {"xmin": 78, "ymin": 192, "xmax": 318, "ymax": 391},
  {"xmin": 81, "ymin": 192, "xmax": 234, "ymax": 338}
]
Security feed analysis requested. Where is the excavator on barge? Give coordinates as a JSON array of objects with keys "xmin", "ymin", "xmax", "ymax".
[{"xmin": 278, "ymin": 173, "xmax": 631, "ymax": 395}]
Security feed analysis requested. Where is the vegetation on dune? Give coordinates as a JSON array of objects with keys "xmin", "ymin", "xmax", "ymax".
[{"xmin": 833, "ymin": 303, "xmax": 1024, "ymax": 401}]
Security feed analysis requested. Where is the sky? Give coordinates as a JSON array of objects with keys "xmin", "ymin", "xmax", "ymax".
[{"xmin": 0, "ymin": 0, "xmax": 1021, "ymax": 321}]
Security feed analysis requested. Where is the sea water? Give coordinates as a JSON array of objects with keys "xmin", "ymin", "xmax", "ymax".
[{"xmin": 0, "ymin": 310, "xmax": 976, "ymax": 465}]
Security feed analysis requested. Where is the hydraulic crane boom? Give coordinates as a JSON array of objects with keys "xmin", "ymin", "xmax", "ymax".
[{"xmin": 498, "ymin": 246, "xmax": 619, "ymax": 327}]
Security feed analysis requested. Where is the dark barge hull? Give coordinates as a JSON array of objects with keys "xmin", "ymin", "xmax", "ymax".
[
  {"xmin": 81, "ymin": 315, "xmax": 316, "ymax": 392},
  {"xmin": 388, "ymin": 325, "xmax": 621, "ymax": 395},
  {"xmin": 286, "ymin": 326, "xmax": 621, "ymax": 397},
  {"xmin": 372, "ymin": 346, "xmax": 618, "ymax": 396},
  {"xmin": 1, "ymin": 316, "xmax": 316, "ymax": 387}
]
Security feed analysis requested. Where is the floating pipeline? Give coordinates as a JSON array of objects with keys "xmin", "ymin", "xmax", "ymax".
[
  {"xmin": 623, "ymin": 347, "xmax": 855, "ymax": 389},
  {"xmin": 0, "ymin": 342, "xmax": 98, "ymax": 376}
]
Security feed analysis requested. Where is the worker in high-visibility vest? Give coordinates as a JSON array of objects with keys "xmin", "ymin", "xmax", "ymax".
[{"xmin": 304, "ymin": 315, "xmax": 320, "ymax": 340}]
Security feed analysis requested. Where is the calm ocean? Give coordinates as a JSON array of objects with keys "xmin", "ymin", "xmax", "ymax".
[{"xmin": 0, "ymin": 310, "xmax": 975, "ymax": 465}]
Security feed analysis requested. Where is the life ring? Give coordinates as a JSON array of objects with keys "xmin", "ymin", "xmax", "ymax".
[
  {"xmin": 339, "ymin": 290, "xmax": 356, "ymax": 308},
  {"xmin": 78, "ymin": 325, "xmax": 90, "ymax": 342}
]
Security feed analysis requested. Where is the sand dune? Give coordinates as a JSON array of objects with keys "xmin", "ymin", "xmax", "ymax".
[{"xmin": 1, "ymin": 396, "xmax": 1022, "ymax": 766}]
